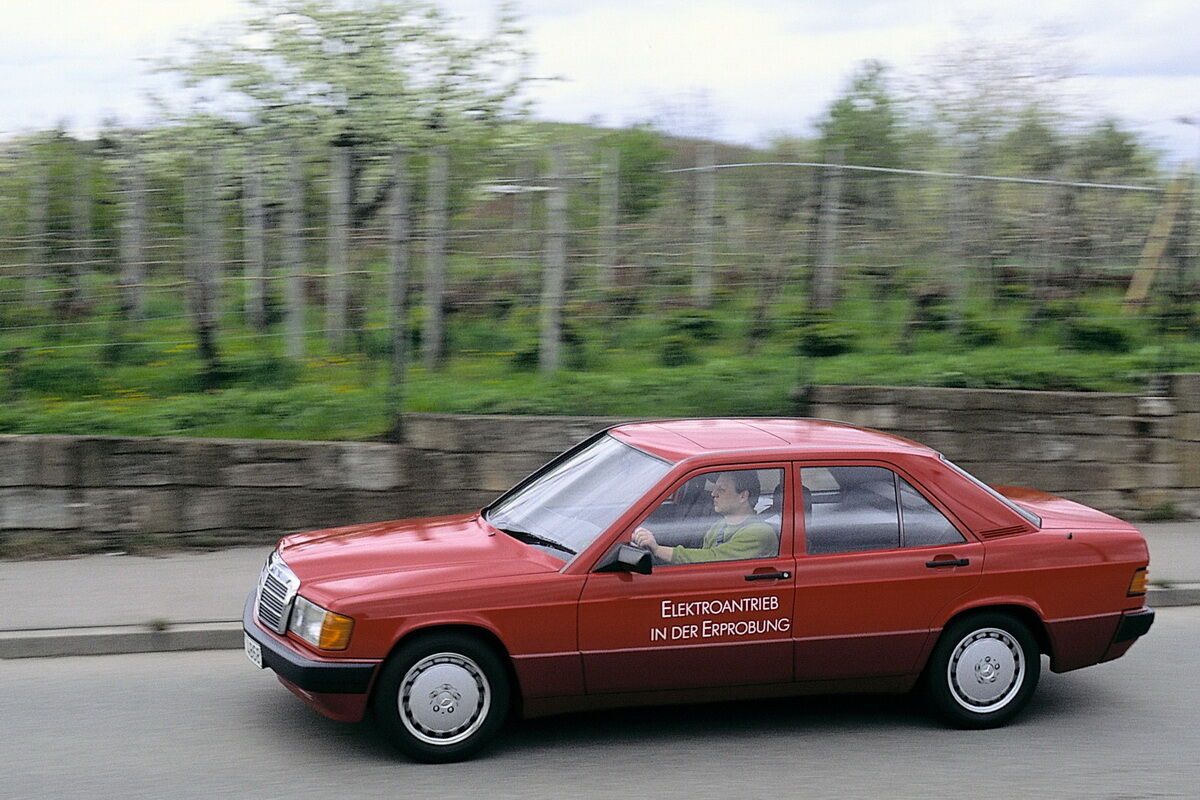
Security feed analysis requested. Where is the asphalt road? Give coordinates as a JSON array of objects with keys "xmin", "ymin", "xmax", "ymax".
[{"xmin": 2, "ymin": 608, "xmax": 1196, "ymax": 800}]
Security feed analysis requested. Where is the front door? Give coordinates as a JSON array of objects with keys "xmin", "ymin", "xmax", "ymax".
[{"xmin": 578, "ymin": 465, "xmax": 796, "ymax": 694}]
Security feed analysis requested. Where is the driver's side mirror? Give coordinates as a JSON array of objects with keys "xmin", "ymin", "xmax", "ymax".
[{"xmin": 596, "ymin": 543, "xmax": 653, "ymax": 575}]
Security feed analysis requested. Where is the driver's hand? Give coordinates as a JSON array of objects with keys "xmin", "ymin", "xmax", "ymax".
[{"xmin": 632, "ymin": 527, "xmax": 657, "ymax": 549}]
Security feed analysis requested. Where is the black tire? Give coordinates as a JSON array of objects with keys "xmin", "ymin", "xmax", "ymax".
[
  {"xmin": 924, "ymin": 612, "xmax": 1041, "ymax": 729},
  {"xmin": 372, "ymin": 632, "xmax": 511, "ymax": 763}
]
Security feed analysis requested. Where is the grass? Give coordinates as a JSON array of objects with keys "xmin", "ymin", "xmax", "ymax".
[{"xmin": 1, "ymin": 271, "xmax": 1197, "ymax": 440}]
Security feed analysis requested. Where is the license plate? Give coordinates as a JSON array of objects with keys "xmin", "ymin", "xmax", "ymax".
[{"xmin": 244, "ymin": 633, "xmax": 263, "ymax": 669}]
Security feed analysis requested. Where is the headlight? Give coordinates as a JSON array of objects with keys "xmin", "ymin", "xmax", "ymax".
[{"xmin": 288, "ymin": 595, "xmax": 355, "ymax": 651}]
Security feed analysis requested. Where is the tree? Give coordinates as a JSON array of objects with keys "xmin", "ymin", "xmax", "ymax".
[
  {"xmin": 1073, "ymin": 119, "xmax": 1154, "ymax": 182},
  {"xmin": 914, "ymin": 29, "xmax": 1080, "ymax": 308},
  {"xmin": 817, "ymin": 60, "xmax": 904, "ymax": 190},
  {"xmin": 998, "ymin": 111, "xmax": 1067, "ymax": 177},
  {"xmin": 600, "ymin": 125, "xmax": 670, "ymax": 221},
  {"xmin": 916, "ymin": 29, "xmax": 1079, "ymax": 154},
  {"xmin": 157, "ymin": 0, "xmax": 534, "ymax": 360}
]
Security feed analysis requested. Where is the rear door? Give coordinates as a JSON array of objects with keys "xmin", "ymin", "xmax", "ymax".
[{"xmin": 791, "ymin": 463, "xmax": 983, "ymax": 681}]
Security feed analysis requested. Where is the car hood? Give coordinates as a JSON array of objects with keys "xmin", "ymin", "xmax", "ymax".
[
  {"xmin": 276, "ymin": 513, "xmax": 563, "ymax": 603},
  {"xmin": 994, "ymin": 486, "xmax": 1138, "ymax": 531}
]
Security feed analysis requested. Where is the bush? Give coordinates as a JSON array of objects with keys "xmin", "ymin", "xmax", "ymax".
[
  {"xmin": 603, "ymin": 288, "xmax": 640, "ymax": 318},
  {"xmin": 10, "ymin": 356, "xmax": 105, "ymax": 397},
  {"xmin": 220, "ymin": 354, "xmax": 302, "ymax": 389},
  {"xmin": 1155, "ymin": 296, "xmax": 1199, "ymax": 338},
  {"xmin": 1064, "ymin": 320, "xmax": 1133, "ymax": 353},
  {"xmin": 101, "ymin": 339, "xmax": 159, "ymax": 367},
  {"xmin": 997, "ymin": 283, "xmax": 1030, "ymax": 302},
  {"xmin": 452, "ymin": 317, "xmax": 516, "ymax": 355},
  {"xmin": 909, "ymin": 286, "xmax": 952, "ymax": 331},
  {"xmin": 959, "ymin": 318, "xmax": 1006, "ymax": 348},
  {"xmin": 354, "ymin": 327, "xmax": 393, "ymax": 361},
  {"xmin": 659, "ymin": 334, "xmax": 697, "ymax": 367},
  {"xmin": 795, "ymin": 319, "xmax": 856, "ymax": 358},
  {"xmin": 562, "ymin": 322, "xmax": 598, "ymax": 370},
  {"xmin": 1028, "ymin": 299, "xmax": 1081, "ymax": 330},
  {"xmin": 510, "ymin": 344, "xmax": 539, "ymax": 372},
  {"xmin": 666, "ymin": 311, "xmax": 721, "ymax": 342}
]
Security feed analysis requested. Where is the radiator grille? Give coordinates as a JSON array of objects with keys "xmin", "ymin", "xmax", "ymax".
[{"xmin": 256, "ymin": 557, "xmax": 299, "ymax": 634}]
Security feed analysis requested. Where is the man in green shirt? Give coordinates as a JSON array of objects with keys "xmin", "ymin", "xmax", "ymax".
[{"xmin": 633, "ymin": 470, "xmax": 778, "ymax": 564}]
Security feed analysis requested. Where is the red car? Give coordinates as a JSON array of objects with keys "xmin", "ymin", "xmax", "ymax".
[{"xmin": 243, "ymin": 418, "xmax": 1154, "ymax": 762}]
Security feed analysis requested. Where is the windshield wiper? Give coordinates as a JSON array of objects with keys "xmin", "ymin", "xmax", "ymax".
[{"xmin": 496, "ymin": 527, "xmax": 577, "ymax": 556}]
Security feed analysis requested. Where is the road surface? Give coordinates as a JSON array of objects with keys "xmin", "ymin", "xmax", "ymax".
[{"xmin": 2, "ymin": 607, "xmax": 1195, "ymax": 800}]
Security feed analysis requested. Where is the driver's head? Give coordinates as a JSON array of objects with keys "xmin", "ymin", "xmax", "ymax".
[{"xmin": 711, "ymin": 470, "xmax": 759, "ymax": 516}]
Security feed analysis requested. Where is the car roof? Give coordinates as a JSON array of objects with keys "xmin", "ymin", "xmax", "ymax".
[{"xmin": 608, "ymin": 418, "xmax": 936, "ymax": 463}]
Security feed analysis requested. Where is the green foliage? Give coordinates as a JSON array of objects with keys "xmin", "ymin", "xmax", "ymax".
[
  {"xmin": 0, "ymin": 26, "xmax": 1191, "ymax": 440},
  {"xmin": 665, "ymin": 311, "xmax": 721, "ymax": 342},
  {"xmin": 0, "ymin": 384, "xmax": 389, "ymax": 439},
  {"xmin": 219, "ymin": 353, "xmax": 303, "ymax": 389},
  {"xmin": 451, "ymin": 316, "xmax": 518, "ymax": 355},
  {"xmin": 794, "ymin": 315, "xmax": 857, "ymax": 358},
  {"xmin": 818, "ymin": 60, "xmax": 903, "ymax": 169},
  {"xmin": 1000, "ymin": 111, "xmax": 1067, "ymax": 176},
  {"xmin": 817, "ymin": 60, "xmax": 904, "ymax": 221},
  {"xmin": 603, "ymin": 288, "xmax": 641, "ymax": 318},
  {"xmin": 601, "ymin": 125, "xmax": 671, "ymax": 220},
  {"xmin": 1074, "ymin": 119, "xmax": 1155, "ymax": 181},
  {"xmin": 958, "ymin": 317, "xmax": 1007, "ymax": 348},
  {"xmin": 659, "ymin": 334, "xmax": 697, "ymax": 367},
  {"xmin": 1028, "ymin": 299, "xmax": 1081, "ymax": 328},
  {"xmin": 156, "ymin": 0, "xmax": 533, "ymax": 148},
  {"xmin": 101, "ymin": 339, "xmax": 161, "ymax": 367},
  {"xmin": 1064, "ymin": 320, "xmax": 1134, "ymax": 353},
  {"xmin": 1144, "ymin": 503, "xmax": 1182, "ymax": 522},
  {"xmin": 8, "ymin": 356, "xmax": 105, "ymax": 398},
  {"xmin": 1155, "ymin": 296, "xmax": 1200, "ymax": 339},
  {"xmin": 510, "ymin": 344, "xmax": 539, "ymax": 372},
  {"xmin": 4, "ymin": 321, "xmax": 1200, "ymax": 436},
  {"xmin": 908, "ymin": 287, "xmax": 952, "ymax": 332}
]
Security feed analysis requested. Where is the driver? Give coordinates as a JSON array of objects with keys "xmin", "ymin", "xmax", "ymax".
[{"xmin": 632, "ymin": 470, "xmax": 777, "ymax": 564}]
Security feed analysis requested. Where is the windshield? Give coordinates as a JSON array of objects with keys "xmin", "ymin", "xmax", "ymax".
[
  {"xmin": 485, "ymin": 434, "xmax": 671, "ymax": 563},
  {"xmin": 941, "ymin": 456, "xmax": 1042, "ymax": 528}
]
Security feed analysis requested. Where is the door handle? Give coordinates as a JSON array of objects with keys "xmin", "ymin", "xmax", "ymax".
[
  {"xmin": 925, "ymin": 558, "xmax": 969, "ymax": 568},
  {"xmin": 745, "ymin": 571, "xmax": 791, "ymax": 581}
]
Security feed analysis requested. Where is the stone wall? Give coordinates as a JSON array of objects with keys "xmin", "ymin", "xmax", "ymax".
[
  {"xmin": 0, "ymin": 437, "xmax": 408, "ymax": 556},
  {"xmin": 2, "ymin": 377, "xmax": 1197, "ymax": 556},
  {"xmin": 806, "ymin": 373, "xmax": 1200, "ymax": 520},
  {"xmin": 402, "ymin": 414, "xmax": 624, "ymax": 516}
]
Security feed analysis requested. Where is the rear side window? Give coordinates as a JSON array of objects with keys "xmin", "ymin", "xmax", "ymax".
[
  {"xmin": 898, "ymin": 478, "xmax": 964, "ymax": 547},
  {"xmin": 801, "ymin": 466, "xmax": 964, "ymax": 555}
]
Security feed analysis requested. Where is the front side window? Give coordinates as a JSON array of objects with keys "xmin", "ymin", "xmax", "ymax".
[
  {"xmin": 485, "ymin": 434, "xmax": 671, "ymax": 562},
  {"xmin": 633, "ymin": 468, "xmax": 784, "ymax": 565},
  {"xmin": 801, "ymin": 466, "xmax": 963, "ymax": 555}
]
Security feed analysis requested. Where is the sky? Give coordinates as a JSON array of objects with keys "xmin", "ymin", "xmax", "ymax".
[{"xmin": 1, "ymin": 0, "xmax": 1198, "ymax": 162}]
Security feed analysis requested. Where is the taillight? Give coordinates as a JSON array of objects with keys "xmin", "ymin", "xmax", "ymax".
[{"xmin": 1127, "ymin": 567, "xmax": 1148, "ymax": 596}]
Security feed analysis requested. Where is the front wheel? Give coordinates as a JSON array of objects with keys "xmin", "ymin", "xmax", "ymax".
[
  {"xmin": 924, "ymin": 612, "xmax": 1041, "ymax": 729},
  {"xmin": 372, "ymin": 632, "xmax": 511, "ymax": 763}
]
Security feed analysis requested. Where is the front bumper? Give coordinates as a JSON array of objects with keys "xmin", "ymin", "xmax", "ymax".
[{"xmin": 242, "ymin": 592, "xmax": 377, "ymax": 694}]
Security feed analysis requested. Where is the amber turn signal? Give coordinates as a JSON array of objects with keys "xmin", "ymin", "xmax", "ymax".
[
  {"xmin": 319, "ymin": 612, "xmax": 355, "ymax": 650},
  {"xmin": 1127, "ymin": 567, "xmax": 1149, "ymax": 596}
]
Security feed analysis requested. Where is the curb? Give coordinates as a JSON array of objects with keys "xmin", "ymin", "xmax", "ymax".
[
  {"xmin": 1148, "ymin": 584, "xmax": 1200, "ymax": 608},
  {"xmin": 0, "ymin": 621, "xmax": 242, "ymax": 660},
  {"xmin": 2, "ymin": 588, "xmax": 1197, "ymax": 660}
]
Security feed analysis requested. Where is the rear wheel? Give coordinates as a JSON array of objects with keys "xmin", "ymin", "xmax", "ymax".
[
  {"xmin": 373, "ymin": 632, "xmax": 511, "ymax": 763},
  {"xmin": 924, "ymin": 612, "xmax": 1040, "ymax": 729}
]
